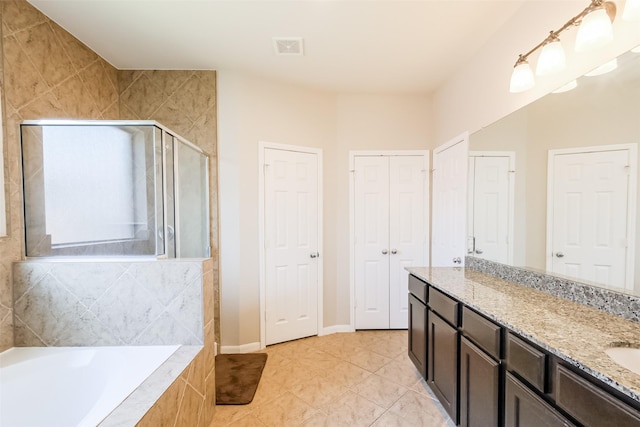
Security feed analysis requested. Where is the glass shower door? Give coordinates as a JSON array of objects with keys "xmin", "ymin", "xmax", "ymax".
[{"xmin": 176, "ymin": 139, "xmax": 210, "ymax": 258}]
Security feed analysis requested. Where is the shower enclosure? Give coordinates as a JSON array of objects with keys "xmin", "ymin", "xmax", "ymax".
[{"xmin": 20, "ymin": 120, "xmax": 210, "ymax": 258}]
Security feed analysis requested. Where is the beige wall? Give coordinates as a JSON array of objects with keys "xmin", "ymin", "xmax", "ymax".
[
  {"xmin": 332, "ymin": 94, "xmax": 433, "ymax": 325},
  {"xmin": 217, "ymin": 71, "xmax": 336, "ymax": 348},
  {"xmin": 433, "ymin": 1, "xmax": 640, "ymax": 146},
  {"xmin": 218, "ymin": 70, "xmax": 432, "ymax": 347}
]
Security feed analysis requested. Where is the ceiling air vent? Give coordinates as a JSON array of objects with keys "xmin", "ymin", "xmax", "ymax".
[{"xmin": 273, "ymin": 37, "xmax": 304, "ymax": 56}]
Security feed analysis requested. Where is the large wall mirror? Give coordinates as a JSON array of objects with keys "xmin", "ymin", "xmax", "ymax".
[{"xmin": 468, "ymin": 45, "xmax": 640, "ymax": 297}]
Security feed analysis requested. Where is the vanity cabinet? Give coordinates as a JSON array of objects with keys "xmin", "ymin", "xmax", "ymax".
[
  {"xmin": 408, "ymin": 294, "xmax": 428, "ymax": 377},
  {"xmin": 427, "ymin": 287, "xmax": 460, "ymax": 424},
  {"xmin": 555, "ymin": 364, "xmax": 640, "ymax": 427},
  {"xmin": 428, "ymin": 310, "xmax": 459, "ymax": 423},
  {"xmin": 505, "ymin": 373, "xmax": 574, "ymax": 427},
  {"xmin": 408, "ymin": 275, "xmax": 428, "ymax": 377},
  {"xmin": 459, "ymin": 307, "xmax": 503, "ymax": 427}
]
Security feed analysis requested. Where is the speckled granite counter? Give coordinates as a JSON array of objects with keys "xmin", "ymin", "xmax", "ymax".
[{"xmin": 407, "ymin": 266, "xmax": 640, "ymax": 405}]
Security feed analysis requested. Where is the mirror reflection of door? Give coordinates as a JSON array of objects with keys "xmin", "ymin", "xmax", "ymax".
[
  {"xmin": 467, "ymin": 152, "xmax": 515, "ymax": 265},
  {"xmin": 432, "ymin": 134, "xmax": 468, "ymax": 267},
  {"xmin": 547, "ymin": 144, "xmax": 637, "ymax": 291}
]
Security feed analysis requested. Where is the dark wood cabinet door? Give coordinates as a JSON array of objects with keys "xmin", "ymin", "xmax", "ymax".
[
  {"xmin": 460, "ymin": 337, "xmax": 500, "ymax": 427},
  {"xmin": 555, "ymin": 365, "xmax": 640, "ymax": 427},
  {"xmin": 408, "ymin": 294, "xmax": 427, "ymax": 378},
  {"xmin": 428, "ymin": 310, "xmax": 459, "ymax": 424},
  {"xmin": 505, "ymin": 373, "xmax": 574, "ymax": 427}
]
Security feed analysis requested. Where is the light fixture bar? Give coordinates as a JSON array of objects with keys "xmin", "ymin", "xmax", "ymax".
[{"xmin": 510, "ymin": 0, "xmax": 617, "ymax": 93}]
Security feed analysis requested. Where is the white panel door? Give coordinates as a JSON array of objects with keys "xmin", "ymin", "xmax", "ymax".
[
  {"xmin": 549, "ymin": 149, "xmax": 631, "ymax": 289},
  {"xmin": 264, "ymin": 148, "xmax": 319, "ymax": 345},
  {"xmin": 389, "ymin": 156, "xmax": 426, "ymax": 328},
  {"xmin": 469, "ymin": 155, "xmax": 512, "ymax": 264},
  {"xmin": 432, "ymin": 136, "xmax": 468, "ymax": 266},
  {"xmin": 354, "ymin": 156, "xmax": 390, "ymax": 329},
  {"xmin": 354, "ymin": 154, "xmax": 427, "ymax": 330}
]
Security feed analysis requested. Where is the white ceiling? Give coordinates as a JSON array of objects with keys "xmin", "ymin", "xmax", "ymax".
[{"xmin": 28, "ymin": 0, "xmax": 527, "ymax": 94}]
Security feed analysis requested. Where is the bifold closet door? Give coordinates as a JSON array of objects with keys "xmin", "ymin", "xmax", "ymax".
[
  {"xmin": 354, "ymin": 156, "xmax": 390, "ymax": 329},
  {"xmin": 354, "ymin": 155, "xmax": 427, "ymax": 330},
  {"xmin": 388, "ymin": 156, "xmax": 427, "ymax": 328}
]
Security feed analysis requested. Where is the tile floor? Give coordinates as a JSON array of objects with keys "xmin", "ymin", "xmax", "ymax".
[{"xmin": 210, "ymin": 330, "xmax": 455, "ymax": 426}]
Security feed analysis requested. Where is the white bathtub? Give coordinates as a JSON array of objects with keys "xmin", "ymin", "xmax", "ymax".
[{"xmin": 0, "ymin": 345, "xmax": 179, "ymax": 427}]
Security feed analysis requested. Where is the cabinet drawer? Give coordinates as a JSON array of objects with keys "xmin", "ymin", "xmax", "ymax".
[
  {"xmin": 428, "ymin": 287, "xmax": 459, "ymax": 327},
  {"xmin": 462, "ymin": 306, "xmax": 502, "ymax": 360},
  {"xmin": 505, "ymin": 373, "xmax": 574, "ymax": 427},
  {"xmin": 409, "ymin": 274, "xmax": 428, "ymax": 304},
  {"xmin": 506, "ymin": 333, "xmax": 547, "ymax": 393},
  {"xmin": 555, "ymin": 365, "xmax": 640, "ymax": 427}
]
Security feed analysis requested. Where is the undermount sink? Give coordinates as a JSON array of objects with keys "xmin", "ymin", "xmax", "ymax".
[{"xmin": 605, "ymin": 346, "xmax": 640, "ymax": 375}]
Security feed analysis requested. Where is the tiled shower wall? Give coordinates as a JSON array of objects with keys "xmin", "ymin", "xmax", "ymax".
[
  {"xmin": 0, "ymin": 0, "xmax": 121, "ymax": 351},
  {"xmin": 118, "ymin": 70, "xmax": 220, "ymax": 344},
  {"xmin": 13, "ymin": 260, "xmax": 205, "ymax": 346},
  {"xmin": 0, "ymin": 0, "xmax": 219, "ymax": 352}
]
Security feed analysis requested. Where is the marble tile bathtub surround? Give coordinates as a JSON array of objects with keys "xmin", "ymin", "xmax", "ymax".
[
  {"xmin": 407, "ymin": 267, "xmax": 640, "ymax": 404},
  {"xmin": 13, "ymin": 259, "xmax": 206, "ymax": 346},
  {"xmin": 99, "ymin": 345, "xmax": 216, "ymax": 427},
  {"xmin": 466, "ymin": 256, "xmax": 640, "ymax": 323}
]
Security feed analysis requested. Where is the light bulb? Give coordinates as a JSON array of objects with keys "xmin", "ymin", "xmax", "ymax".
[
  {"xmin": 623, "ymin": 0, "xmax": 640, "ymax": 21},
  {"xmin": 536, "ymin": 39, "xmax": 566, "ymax": 76},
  {"xmin": 510, "ymin": 61, "xmax": 535, "ymax": 93},
  {"xmin": 575, "ymin": 7, "xmax": 614, "ymax": 52}
]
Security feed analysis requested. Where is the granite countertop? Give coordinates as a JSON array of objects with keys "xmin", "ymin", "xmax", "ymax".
[{"xmin": 407, "ymin": 266, "xmax": 640, "ymax": 404}]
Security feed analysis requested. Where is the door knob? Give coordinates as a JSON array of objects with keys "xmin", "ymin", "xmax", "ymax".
[
  {"xmin": 391, "ymin": 249, "xmax": 398, "ymax": 254},
  {"xmin": 475, "ymin": 248, "xmax": 483, "ymax": 254},
  {"xmin": 382, "ymin": 249, "xmax": 388, "ymax": 255},
  {"xmin": 555, "ymin": 252, "xmax": 564, "ymax": 258}
]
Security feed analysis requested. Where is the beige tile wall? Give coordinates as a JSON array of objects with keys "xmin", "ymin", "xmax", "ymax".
[
  {"xmin": 0, "ymin": 0, "xmax": 220, "ymax": 358},
  {"xmin": 118, "ymin": 70, "xmax": 220, "ymax": 345},
  {"xmin": 0, "ymin": 0, "xmax": 121, "ymax": 351}
]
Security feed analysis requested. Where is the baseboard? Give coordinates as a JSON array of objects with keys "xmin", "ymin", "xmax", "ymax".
[
  {"xmin": 321, "ymin": 324, "xmax": 354, "ymax": 336},
  {"xmin": 220, "ymin": 342, "xmax": 261, "ymax": 354}
]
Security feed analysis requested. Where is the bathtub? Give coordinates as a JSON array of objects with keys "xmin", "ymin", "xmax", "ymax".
[{"xmin": 0, "ymin": 345, "xmax": 179, "ymax": 427}]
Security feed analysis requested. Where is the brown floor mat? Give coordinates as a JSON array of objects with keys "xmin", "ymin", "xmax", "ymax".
[{"xmin": 215, "ymin": 353, "xmax": 268, "ymax": 405}]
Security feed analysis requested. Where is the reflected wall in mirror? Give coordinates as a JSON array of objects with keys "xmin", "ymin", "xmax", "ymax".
[{"xmin": 469, "ymin": 46, "xmax": 640, "ymax": 296}]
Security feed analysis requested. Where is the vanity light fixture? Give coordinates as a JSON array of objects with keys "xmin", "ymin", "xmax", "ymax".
[{"xmin": 510, "ymin": 0, "xmax": 617, "ymax": 93}]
